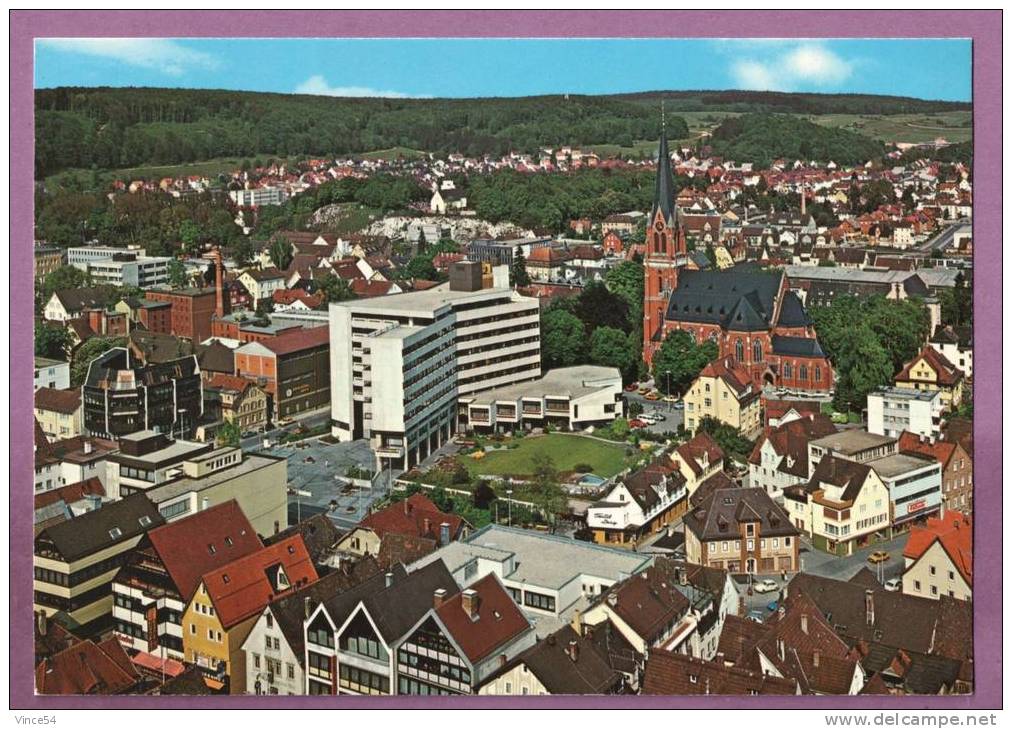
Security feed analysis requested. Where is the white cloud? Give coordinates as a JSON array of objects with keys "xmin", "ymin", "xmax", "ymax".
[
  {"xmin": 294, "ymin": 75, "xmax": 423, "ymax": 98},
  {"xmin": 783, "ymin": 45, "xmax": 852, "ymax": 84},
  {"xmin": 731, "ymin": 60, "xmax": 784, "ymax": 92},
  {"xmin": 37, "ymin": 38, "xmax": 217, "ymax": 76},
  {"xmin": 728, "ymin": 42, "xmax": 855, "ymax": 91}
]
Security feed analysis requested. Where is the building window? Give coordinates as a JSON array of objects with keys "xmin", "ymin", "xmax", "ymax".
[
  {"xmin": 753, "ymin": 340, "xmax": 762, "ymax": 363},
  {"xmin": 735, "ymin": 340, "xmax": 744, "ymax": 362},
  {"xmin": 799, "ymin": 365, "xmax": 808, "ymax": 381}
]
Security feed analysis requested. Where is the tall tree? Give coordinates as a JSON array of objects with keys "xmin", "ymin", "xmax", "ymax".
[
  {"xmin": 529, "ymin": 454, "xmax": 567, "ymax": 532},
  {"xmin": 318, "ymin": 274, "xmax": 356, "ymax": 303},
  {"xmin": 651, "ymin": 330, "xmax": 719, "ymax": 396},
  {"xmin": 167, "ymin": 259, "xmax": 188, "ymax": 289},
  {"xmin": 541, "ymin": 309, "xmax": 587, "ymax": 370},
  {"xmin": 41, "ymin": 265, "xmax": 89, "ymax": 301},
  {"xmin": 510, "ymin": 248, "xmax": 531, "ymax": 287},
  {"xmin": 589, "ymin": 326, "xmax": 635, "ymax": 379},
  {"xmin": 269, "ymin": 236, "xmax": 293, "ymax": 271},
  {"xmin": 35, "ymin": 325, "xmax": 72, "ymax": 360}
]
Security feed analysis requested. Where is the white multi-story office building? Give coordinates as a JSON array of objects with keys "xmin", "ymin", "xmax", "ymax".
[
  {"xmin": 329, "ymin": 262, "xmax": 540, "ymax": 471},
  {"xmin": 67, "ymin": 245, "xmax": 171, "ymax": 288},
  {"xmin": 867, "ymin": 387, "xmax": 943, "ymax": 441}
]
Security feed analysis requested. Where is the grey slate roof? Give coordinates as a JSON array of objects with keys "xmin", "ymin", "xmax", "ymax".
[
  {"xmin": 683, "ymin": 487, "xmax": 799, "ymax": 541},
  {"xmin": 771, "ymin": 335, "xmax": 826, "ymax": 358},
  {"xmin": 35, "ymin": 493, "xmax": 164, "ymax": 562},
  {"xmin": 665, "ymin": 268, "xmax": 783, "ymax": 331}
]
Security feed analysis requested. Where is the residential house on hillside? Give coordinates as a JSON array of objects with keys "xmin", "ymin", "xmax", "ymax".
[{"xmin": 35, "ymin": 356, "xmax": 71, "ymax": 390}]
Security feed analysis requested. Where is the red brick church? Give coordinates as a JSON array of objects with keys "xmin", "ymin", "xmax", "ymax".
[{"xmin": 642, "ymin": 132, "xmax": 834, "ymax": 394}]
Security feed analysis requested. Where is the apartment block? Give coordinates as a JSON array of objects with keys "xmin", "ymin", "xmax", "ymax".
[{"xmin": 330, "ymin": 262, "xmax": 540, "ymax": 471}]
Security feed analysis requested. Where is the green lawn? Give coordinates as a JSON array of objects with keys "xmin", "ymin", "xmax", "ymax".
[{"xmin": 459, "ymin": 434, "xmax": 634, "ymax": 478}]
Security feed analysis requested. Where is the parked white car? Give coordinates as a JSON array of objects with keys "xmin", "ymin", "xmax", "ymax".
[
  {"xmin": 754, "ymin": 579, "xmax": 779, "ymax": 594},
  {"xmin": 884, "ymin": 578, "xmax": 901, "ymax": 592}
]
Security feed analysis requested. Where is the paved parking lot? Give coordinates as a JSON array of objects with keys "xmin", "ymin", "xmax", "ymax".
[{"xmin": 258, "ymin": 437, "xmax": 386, "ymax": 530}]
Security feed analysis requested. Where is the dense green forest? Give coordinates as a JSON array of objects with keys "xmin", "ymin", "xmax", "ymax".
[
  {"xmin": 709, "ymin": 113, "xmax": 886, "ymax": 167},
  {"xmin": 616, "ymin": 90, "xmax": 970, "ymax": 115},
  {"xmin": 35, "ymin": 87, "xmax": 967, "ymax": 178},
  {"xmin": 35, "ymin": 87, "xmax": 688, "ymax": 177}
]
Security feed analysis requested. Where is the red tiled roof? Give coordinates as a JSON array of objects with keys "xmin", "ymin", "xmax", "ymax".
[
  {"xmin": 201, "ymin": 534, "xmax": 319, "ymax": 628},
  {"xmin": 902, "ymin": 512, "xmax": 972, "ymax": 585},
  {"xmin": 350, "ymin": 279, "xmax": 397, "ymax": 297},
  {"xmin": 896, "ymin": 431, "xmax": 963, "ymax": 471},
  {"xmin": 272, "ymin": 288, "xmax": 324, "ymax": 308},
  {"xmin": 34, "ymin": 387, "xmax": 82, "ymax": 415},
  {"xmin": 895, "ymin": 346, "xmax": 964, "ymax": 387},
  {"xmin": 527, "ymin": 246, "xmax": 570, "ymax": 264},
  {"xmin": 34, "ymin": 477, "xmax": 105, "ymax": 510},
  {"xmin": 698, "ymin": 357, "xmax": 757, "ymax": 400},
  {"xmin": 435, "ymin": 573, "xmax": 531, "ymax": 662},
  {"xmin": 674, "ymin": 432, "xmax": 724, "ymax": 477},
  {"xmin": 259, "ymin": 326, "xmax": 329, "ymax": 356},
  {"xmin": 764, "ymin": 398, "xmax": 822, "ymax": 424},
  {"xmin": 36, "ymin": 638, "xmax": 140, "ymax": 695},
  {"xmin": 359, "ymin": 493, "xmax": 466, "ymax": 545},
  {"xmin": 147, "ymin": 500, "xmax": 263, "ymax": 601},
  {"xmin": 205, "ymin": 373, "xmax": 257, "ymax": 395}
]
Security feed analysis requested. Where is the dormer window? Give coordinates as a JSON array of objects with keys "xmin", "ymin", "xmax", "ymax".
[
  {"xmin": 746, "ymin": 524, "xmax": 755, "ymax": 537},
  {"xmin": 138, "ymin": 516, "xmax": 152, "ymax": 527},
  {"xmin": 225, "ymin": 536, "xmax": 233, "ymax": 547},
  {"xmin": 208, "ymin": 544, "xmax": 217, "ymax": 555},
  {"xmin": 108, "ymin": 527, "xmax": 122, "ymax": 539}
]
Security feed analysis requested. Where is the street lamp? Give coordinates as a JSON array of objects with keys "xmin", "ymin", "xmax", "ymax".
[
  {"xmin": 506, "ymin": 488, "xmax": 513, "ymax": 527},
  {"xmin": 294, "ymin": 489, "xmax": 311, "ymax": 523},
  {"xmin": 665, "ymin": 370, "xmax": 672, "ymax": 411}
]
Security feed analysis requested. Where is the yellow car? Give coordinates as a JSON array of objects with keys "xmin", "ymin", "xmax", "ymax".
[{"xmin": 867, "ymin": 550, "xmax": 891, "ymax": 564}]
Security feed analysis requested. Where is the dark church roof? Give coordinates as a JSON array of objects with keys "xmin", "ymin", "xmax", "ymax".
[
  {"xmin": 777, "ymin": 291, "xmax": 812, "ymax": 328},
  {"xmin": 651, "ymin": 130, "xmax": 678, "ymax": 228},
  {"xmin": 665, "ymin": 268, "xmax": 783, "ymax": 331},
  {"xmin": 771, "ymin": 335, "xmax": 826, "ymax": 358}
]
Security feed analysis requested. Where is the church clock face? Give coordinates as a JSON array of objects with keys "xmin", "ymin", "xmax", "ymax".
[{"xmin": 654, "ymin": 221, "xmax": 665, "ymax": 232}]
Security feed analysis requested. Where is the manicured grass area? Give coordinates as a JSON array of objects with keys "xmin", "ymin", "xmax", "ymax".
[{"xmin": 459, "ymin": 434, "xmax": 634, "ymax": 478}]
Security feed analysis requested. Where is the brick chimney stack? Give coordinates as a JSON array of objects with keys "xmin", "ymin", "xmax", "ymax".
[
  {"xmin": 461, "ymin": 588, "xmax": 479, "ymax": 620},
  {"xmin": 433, "ymin": 588, "xmax": 447, "ymax": 608}
]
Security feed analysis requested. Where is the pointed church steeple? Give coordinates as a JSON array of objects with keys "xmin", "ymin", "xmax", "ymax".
[{"xmin": 652, "ymin": 112, "xmax": 677, "ymax": 228}]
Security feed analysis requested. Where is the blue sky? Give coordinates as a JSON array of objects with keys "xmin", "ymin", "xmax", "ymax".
[{"xmin": 34, "ymin": 38, "xmax": 971, "ymax": 101}]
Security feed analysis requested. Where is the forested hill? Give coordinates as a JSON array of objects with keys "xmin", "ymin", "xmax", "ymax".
[
  {"xmin": 615, "ymin": 90, "xmax": 971, "ymax": 115},
  {"xmin": 34, "ymin": 87, "xmax": 684, "ymax": 177},
  {"xmin": 709, "ymin": 114, "xmax": 885, "ymax": 167},
  {"xmin": 34, "ymin": 86, "xmax": 965, "ymax": 177}
]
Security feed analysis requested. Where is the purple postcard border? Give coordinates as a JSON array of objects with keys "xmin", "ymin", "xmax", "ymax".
[{"xmin": 9, "ymin": 10, "xmax": 1001, "ymax": 710}]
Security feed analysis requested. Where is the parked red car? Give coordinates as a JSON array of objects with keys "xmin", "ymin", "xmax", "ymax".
[
  {"xmin": 624, "ymin": 383, "xmax": 639, "ymax": 392},
  {"xmin": 629, "ymin": 419, "xmax": 647, "ymax": 428}
]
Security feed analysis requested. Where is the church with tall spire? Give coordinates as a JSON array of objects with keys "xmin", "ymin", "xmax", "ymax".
[
  {"xmin": 641, "ymin": 125, "xmax": 834, "ymax": 394},
  {"xmin": 642, "ymin": 119, "xmax": 688, "ymax": 359}
]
